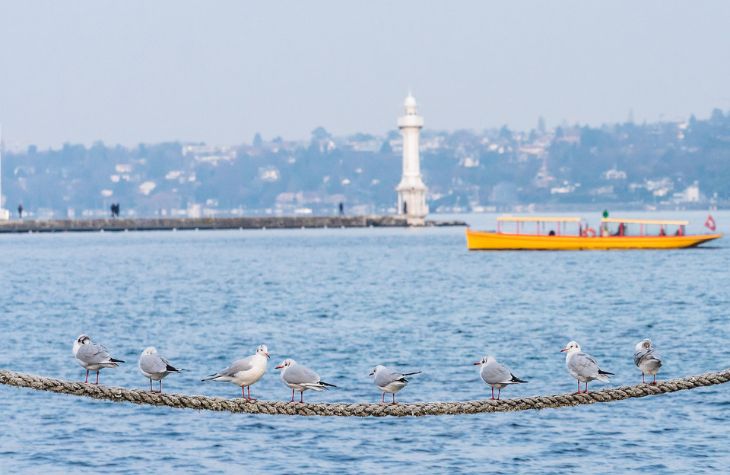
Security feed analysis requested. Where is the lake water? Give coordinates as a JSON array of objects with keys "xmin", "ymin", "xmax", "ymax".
[{"xmin": 1, "ymin": 211, "xmax": 728, "ymax": 473}]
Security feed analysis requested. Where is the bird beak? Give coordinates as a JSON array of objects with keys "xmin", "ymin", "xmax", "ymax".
[
  {"xmin": 368, "ymin": 372, "xmax": 374, "ymax": 376},
  {"xmin": 560, "ymin": 348, "xmax": 568, "ymax": 352},
  {"xmin": 473, "ymin": 361, "xmax": 481, "ymax": 365},
  {"xmin": 265, "ymin": 352, "xmax": 270, "ymax": 359},
  {"xmin": 275, "ymin": 365, "xmax": 283, "ymax": 369}
]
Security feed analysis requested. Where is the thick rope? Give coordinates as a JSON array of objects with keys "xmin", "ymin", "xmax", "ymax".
[{"xmin": 1, "ymin": 368, "xmax": 728, "ymax": 417}]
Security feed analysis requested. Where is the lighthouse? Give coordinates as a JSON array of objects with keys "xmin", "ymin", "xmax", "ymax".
[{"xmin": 396, "ymin": 94, "xmax": 428, "ymax": 225}]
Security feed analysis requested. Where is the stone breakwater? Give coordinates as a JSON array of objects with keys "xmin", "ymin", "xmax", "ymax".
[{"xmin": 0, "ymin": 216, "xmax": 466, "ymax": 233}]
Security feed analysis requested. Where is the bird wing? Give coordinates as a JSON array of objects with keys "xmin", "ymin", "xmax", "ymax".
[
  {"xmin": 569, "ymin": 352, "xmax": 600, "ymax": 378},
  {"xmin": 375, "ymin": 368, "xmax": 406, "ymax": 387},
  {"xmin": 160, "ymin": 356, "xmax": 180, "ymax": 372},
  {"xmin": 76, "ymin": 343, "xmax": 113, "ymax": 365},
  {"xmin": 139, "ymin": 354, "xmax": 167, "ymax": 374},
  {"xmin": 284, "ymin": 364, "xmax": 321, "ymax": 385},
  {"xmin": 482, "ymin": 361, "xmax": 513, "ymax": 384},
  {"xmin": 222, "ymin": 356, "xmax": 254, "ymax": 376},
  {"xmin": 634, "ymin": 348, "xmax": 661, "ymax": 367}
]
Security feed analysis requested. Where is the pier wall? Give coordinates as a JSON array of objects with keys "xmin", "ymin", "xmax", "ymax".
[{"xmin": 0, "ymin": 215, "xmax": 465, "ymax": 234}]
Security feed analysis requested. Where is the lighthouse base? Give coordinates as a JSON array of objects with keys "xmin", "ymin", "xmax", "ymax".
[{"xmin": 396, "ymin": 185, "xmax": 428, "ymax": 226}]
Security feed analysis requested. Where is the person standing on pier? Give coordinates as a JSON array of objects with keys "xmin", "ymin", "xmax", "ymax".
[{"xmin": 17, "ymin": 204, "xmax": 23, "ymax": 219}]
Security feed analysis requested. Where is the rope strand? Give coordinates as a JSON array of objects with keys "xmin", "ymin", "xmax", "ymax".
[{"xmin": 1, "ymin": 368, "xmax": 728, "ymax": 417}]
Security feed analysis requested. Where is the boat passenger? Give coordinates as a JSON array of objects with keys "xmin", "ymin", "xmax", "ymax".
[{"xmin": 548, "ymin": 230, "xmax": 556, "ymax": 236}]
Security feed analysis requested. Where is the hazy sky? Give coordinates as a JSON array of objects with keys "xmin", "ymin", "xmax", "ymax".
[{"xmin": 1, "ymin": 1, "xmax": 729, "ymax": 148}]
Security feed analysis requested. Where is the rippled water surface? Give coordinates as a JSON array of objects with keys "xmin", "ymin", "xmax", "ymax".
[{"xmin": 1, "ymin": 211, "xmax": 729, "ymax": 473}]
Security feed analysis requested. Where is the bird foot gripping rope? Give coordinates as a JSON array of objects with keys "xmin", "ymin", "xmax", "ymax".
[{"xmin": 1, "ymin": 368, "xmax": 728, "ymax": 417}]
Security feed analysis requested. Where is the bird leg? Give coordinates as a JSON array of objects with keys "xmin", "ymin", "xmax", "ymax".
[
  {"xmin": 381, "ymin": 392, "xmax": 385, "ymax": 404},
  {"xmin": 497, "ymin": 388, "xmax": 502, "ymax": 400},
  {"xmin": 241, "ymin": 386, "xmax": 246, "ymax": 398},
  {"xmin": 575, "ymin": 381, "xmax": 581, "ymax": 394},
  {"xmin": 246, "ymin": 386, "xmax": 256, "ymax": 401},
  {"xmin": 584, "ymin": 382, "xmax": 589, "ymax": 393},
  {"xmin": 300, "ymin": 391, "xmax": 304, "ymax": 403},
  {"xmin": 642, "ymin": 373, "xmax": 645, "ymax": 384},
  {"xmin": 95, "ymin": 371, "xmax": 100, "ymax": 385},
  {"xmin": 290, "ymin": 388, "xmax": 295, "ymax": 402},
  {"xmin": 159, "ymin": 380, "xmax": 163, "ymax": 393},
  {"xmin": 149, "ymin": 378, "xmax": 153, "ymax": 391},
  {"xmin": 652, "ymin": 374, "xmax": 657, "ymax": 385},
  {"xmin": 85, "ymin": 370, "xmax": 89, "ymax": 384},
  {"xmin": 392, "ymin": 393, "xmax": 396, "ymax": 404},
  {"xmin": 491, "ymin": 387, "xmax": 495, "ymax": 400}
]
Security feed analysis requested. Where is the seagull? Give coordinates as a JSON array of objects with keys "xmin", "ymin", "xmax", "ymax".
[
  {"xmin": 138, "ymin": 347, "xmax": 182, "ymax": 393},
  {"xmin": 202, "ymin": 344, "xmax": 269, "ymax": 400},
  {"xmin": 275, "ymin": 359, "xmax": 336, "ymax": 403},
  {"xmin": 634, "ymin": 339, "xmax": 662, "ymax": 385},
  {"xmin": 561, "ymin": 341, "xmax": 613, "ymax": 393},
  {"xmin": 473, "ymin": 355, "xmax": 527, "ymax": 400},
  {"xmin": 72, "ymin": 334, "xmax": 125, "ymax": 385},
  {"xmin": 369, "ymin": 365, "xmax": 420, "ymax": 404}
]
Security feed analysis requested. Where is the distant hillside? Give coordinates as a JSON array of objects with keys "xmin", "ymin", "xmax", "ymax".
[{"xmin": 3, "ymin": 109, "xmax": 729, "ymax": 219}]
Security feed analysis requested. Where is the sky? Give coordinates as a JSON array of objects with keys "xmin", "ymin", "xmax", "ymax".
[{"xmin": 1, "ymin": 0, "xmax": 729, "ymax": 149}]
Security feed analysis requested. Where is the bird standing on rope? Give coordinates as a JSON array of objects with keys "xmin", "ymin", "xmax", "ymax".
[
  {"xmin": 474, "ymin": 355, "xmax": 527, "ymax": 400},
  {"xmin": 72, "ymin": 334, "xmax": 125, "ymax": 385},
  {"xmin": 202, "ymin": 344, "xmax": 269, "ymax": 401},
  {"xmin": 370, "ymin": 365, "xmax": 420, "ymax": 404},
  {"xmin": 634, "ymin": 339, "xmax": 662, "ymax": 385},
  {"xmin": 275, "ymin": 359, "xmax": 336, "ymax": 403},
  {"xmin": 561, "ymin": 341, "xmax": 613, "ymax": 394},
  {"xmin": 138, "ymin": 347, "xmax": 182, "ymax": 393}
]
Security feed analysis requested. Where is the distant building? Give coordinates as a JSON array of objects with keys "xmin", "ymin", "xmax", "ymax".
[
  {"xmin": 396, "ymin": 94, "xmax": 428, "ymax": 225},
  {"xmin": 0, "ymin": 126, "xmax": 9, "ymax": 220}
]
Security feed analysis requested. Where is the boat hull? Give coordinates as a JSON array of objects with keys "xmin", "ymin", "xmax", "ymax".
[{"xmin": 465, "ymin": 229, "xmax": 723, "ymax": 251}]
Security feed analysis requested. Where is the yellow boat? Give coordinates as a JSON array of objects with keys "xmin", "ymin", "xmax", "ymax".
[{"xmin": 466, "ymin": 216, "xmax": 723, "ymax": 251}]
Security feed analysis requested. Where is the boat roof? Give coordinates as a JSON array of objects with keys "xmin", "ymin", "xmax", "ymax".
[
  {"xmin": 601, "ymin": 218, "xmax": 689, "ymax": 225},
  {"xmin": 497, "ymin": 216, "xmax": 582, "ymax": 223}
]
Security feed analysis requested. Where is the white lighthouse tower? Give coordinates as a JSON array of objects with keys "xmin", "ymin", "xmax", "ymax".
[{"xmin": 396, "ymin": 93, "xmax": 428, "ymax": 225}]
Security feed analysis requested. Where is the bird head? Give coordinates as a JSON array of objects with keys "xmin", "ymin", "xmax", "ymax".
[
  {"xmin": 76, "ymin": 334, "xmax": 91, "ymax": 345},
  {"xmin": 275, "ymin": 358, "xmax": 295, "ymax": 370},
  {"xmin": 256, "ymin": 345, "xmax": 270, "ymax": 359},
  {"xmin": 635, "ymin": 339, "xmax": 652, "ymax": 352},
  {"xmin": 561, "ymin": 341, "xmax": 581, "ymax": 353},
  {"xmin": 142, "ymin": 347, "xmax": 157, "ymax": 356},
  {"xmin": 473, "ymin": 356, "xmax": 489, "ymax": 366},
  {"xmin": 369, "ymin": 365, "xmax": 385, "ymax": 377}
]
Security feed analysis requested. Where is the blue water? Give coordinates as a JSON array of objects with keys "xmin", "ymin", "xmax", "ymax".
[{"xmin": 1, "ymin": 211, "xmax": 728, "ymax": 474}]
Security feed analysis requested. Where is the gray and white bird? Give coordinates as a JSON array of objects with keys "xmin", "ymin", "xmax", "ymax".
[
  {"xmin": 369, "ymin": 365, "xmax": 421, "ymax": 404},
  {"xmin": 473, "ymin": 355, "xmax": 527, "ymax": 400},
  {"xmin": 72, "ymin": 334, "xmax": 125, "ymax": 385},
  {"xmin": 202, "ymin": 344, "xmax": 270, "ymax": 400},
  {"xmin": 634, "ymin": 339, "xmax": 662, "ymax": 385},
  {"xmin": 275, "ymin": 359, "xmax": 336, "ymax": 403},
  {"xmin": 561, "ymin": 341, "xmax": 613, "ymax": 393},
  {"xmin": 138, "ymin": 347, "xmax": 182, "ymax": 393}
]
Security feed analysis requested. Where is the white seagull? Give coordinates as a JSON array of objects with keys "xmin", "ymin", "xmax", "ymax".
[
  {"xmin": 561, "ymin": 341, "xmax": 613, "ymax": 393},
  {"xmin": 473, "ymin": 355, "xmax": 527, "ymax": 400},
  {"xmin": 634, "ymin": 339, "xmax": 662, "ymax": 385},
  {"xmin": 275, "ymin": 359, "xmax": 336, "ymax": 403},
  {"xmin": 138, "ymin": 347, "xmax": 182, "ymax": 393},
  {"xmin": 202, "ymin": 344, "xmax": 270, "ymax": 400},
  {"xmin": 369, "ymin": 365, "xmax": 421, "ymax": 404},
  {"xmin": 72, "ymin": 334, "xmax": 125, "ymax": 384}
]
